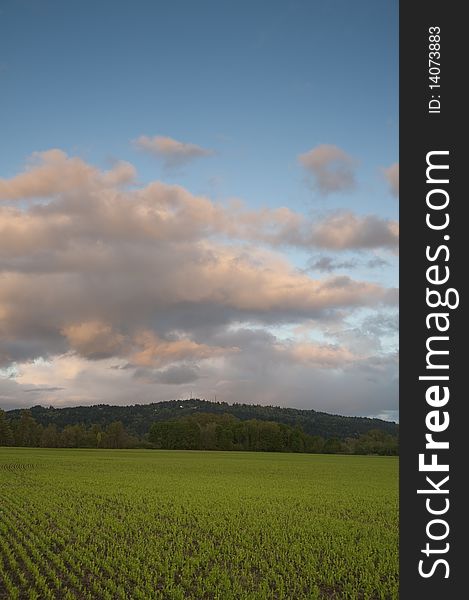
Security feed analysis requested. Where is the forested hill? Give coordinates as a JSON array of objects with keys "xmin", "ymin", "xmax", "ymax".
[{"xmin": 6, "ymin": 400, "xmax": 398, "ymax": 440}]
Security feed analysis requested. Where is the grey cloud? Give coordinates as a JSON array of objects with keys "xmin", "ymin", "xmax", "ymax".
[
  {"xmin": 0, "ymin": 234, "xmax": 396, "ymax": 366},
  {"xmin": 133, "ymin": 365, "xmax": 200, "ymax": 385},
  {"xmin": 23, "ymin": 387, "xmax": 65, "ymax": 393},
  {"xmin": 360, "ymin": 313, "xmax": 398, "ymax": 336},
  {"xmin": 1, "ymin": 329, "xmax": 398, "ymax": 418},
  {"xmin": 324, "ymin": 312, "xmax": 398, "ymax": 355},
  {"xmin": 306, "ymin": 254, "xmax": 391, "ymax": 273},
  {"xmin": 307, "ymin": 256, "xmax": 358, "ymax": 273},
  {"xmin": 366, "ymin": 256, "xmax": 390, "ymax": 269}
]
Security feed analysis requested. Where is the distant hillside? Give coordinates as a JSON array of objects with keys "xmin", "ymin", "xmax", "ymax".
[{"xmin": 6, "ymin": 400, "xmax": 398, "ymax": 440}]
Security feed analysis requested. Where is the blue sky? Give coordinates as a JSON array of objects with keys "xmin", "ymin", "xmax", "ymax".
[
  {"xmin": 1, "ymin": 0, "xmax": 397, "ymax": 201},
  {"xmin": 0, "ymin": 0, "xmax": 398, "ymax": 419}
]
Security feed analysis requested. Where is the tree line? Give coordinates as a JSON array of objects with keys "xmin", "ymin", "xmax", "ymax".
[
  {"xmin": 149, "ymin": 413, "xmax": 398, "ymax": 455},
  {"xmin": 0, "ymin": 409, "xmax": 140, "ymax": 449},
  {"xmin": 0, "ymin": 409, "xmax": 397, "ymax": 454}
]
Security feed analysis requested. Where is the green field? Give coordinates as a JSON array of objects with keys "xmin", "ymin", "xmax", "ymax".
[{"xmin": 0, "ymin": 449, "xmax": 398, "ymax": 600}]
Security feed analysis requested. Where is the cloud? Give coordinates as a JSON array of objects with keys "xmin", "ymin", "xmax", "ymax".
[
  {"xmin": 306, "ymin": 254, "xmax": 391, "ymax": 273},
  {"xmin": 324, "ymin": 311, "xmax": 398, "ymax": 355},
  {"xmin": 0, "ymin": 150, "xmax": 398, "ymax": 417},
  {"xmin": 23, "ymin": 387, "xmax": 65, "ymax": 393},
  {"xmin": 129, "ymin": 331, "xmax": 232, "ymax": 368},
  {"xmin": 0, "ymin": 152, "xmax": 398, "ymax": 369},
  {"xmin": 223, "ymin": 206, "xmax": 399, "ymax": 252},
  {"xmin": 0, "ymin": 247, "xmax": 395, "ymax": 368},
  {"xmin": 61, "ymin": 321, "xmax": 125, "ymax": 360},
  {"xmin": 133, "ymin": 365, "xmax": 200, "ymax": 385},
  {"xmin": 366, "ymin": 256, "xmax": 390, "ymax": 269},
  {"xmin": 306, "ymin": 256, "xmax": 358, "ymax": 273},
  {"xmin": 309, "ymin": 211, "xmax": 399, "ymax": 252},
  {"xmin": 0, "ymin": 150, "xmax": 135, "ymax": 200},
  {"xmin": 0, "ymin": 163, "xmax": 398, "ymax": 267},
  {"xmin": 2, "ymin": 330, "xmax": 398, "ymax": 418},
  {"xmin": 298, "ymin": 144, "xmax": 357, "ymax": 194},
  {"xmin": 383, "ymin": 163, "xmax": 399, "ymax": 197},
  {"xmin": 281, "ymin": 341, "xmax": 356, "ymax": 367},
  {"xmin": 134, "ymin": 135, "xmax": 213, "ymax": 167}
]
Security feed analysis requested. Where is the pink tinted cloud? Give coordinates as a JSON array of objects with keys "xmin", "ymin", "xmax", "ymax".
[
  {"xmin": 134, "ymin": 135, "xmax": 213, "ymax": 167},
  {"xmin": 382, "ymin": 163, "xmax": 399, "ymax": 197},
  {"xmin": 0, "ymin": 149, "xmax": 135, "ymax": 200},
  {"xmin": 298, "ymin": 144, "xmax": 357, "ymax": 194}
]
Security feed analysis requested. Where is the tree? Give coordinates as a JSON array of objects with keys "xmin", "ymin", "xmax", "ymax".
[
  {"xmin": 290, "ymin": 427, "xmax": 305, "ymax": 453},
  {"xmin": 40, "ymin": 424, "xmax": 60, "ymax": 447},
  {"xmin": 103, "ymin": 421, "xmax": 129, "ymax": 449},
  {"xmin": 354, "ymin": 430, "xmax": 398, "ymax": 455},
  {"xmin": 0, "ymin": 409, "xmax": 14, "ymax": 446},
  {"xmin": 60, "ymin": 424, "xmax": 89, "ymax": 448},
  {"xmin": 256, "ymin": 421, "xmax": 283, "ymax": 452},
  {"xmin": 199, "ymin": 422, "xmax": 218, "ymax": 450},
  {"xmin": 150, "ymin": 420, "xmax": 200, "ymax": 450},
  {"xmin": 90, "ymin": 424, "xmax": 104, "ymax": 448},
  {"xmin": 13, "ymin": 410, "xmax": 42, "ymax": 447},
  {"xmin": 304, "ymin": 435, "xmax": 325, "ymax": 454},
  {"xmin": 322, "ymin": 437, "xmax": 343, "ymax": 454},
  {"xmin": 216, "ymin": 423, "xmax": 234, "ymax": 450}
]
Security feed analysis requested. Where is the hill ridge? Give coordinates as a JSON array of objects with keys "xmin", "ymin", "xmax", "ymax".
[{"xmin": 6, "ymin": 399, "xmax": 398, "ymax": 440}]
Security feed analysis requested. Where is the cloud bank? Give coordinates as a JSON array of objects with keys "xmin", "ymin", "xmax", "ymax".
[{"xmin": 0, "ymin": 150, "xmax": 398, "ymax": 417}]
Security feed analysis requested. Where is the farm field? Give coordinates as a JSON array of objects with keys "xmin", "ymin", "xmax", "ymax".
[{"xmin": 0, "ymin": 448, "xmax": 398, "ymax": 600}]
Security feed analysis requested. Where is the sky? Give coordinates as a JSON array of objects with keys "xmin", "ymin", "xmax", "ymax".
[{"xmin": 0, "ymin": 0, "xmax": 398, "ymax": 420}]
